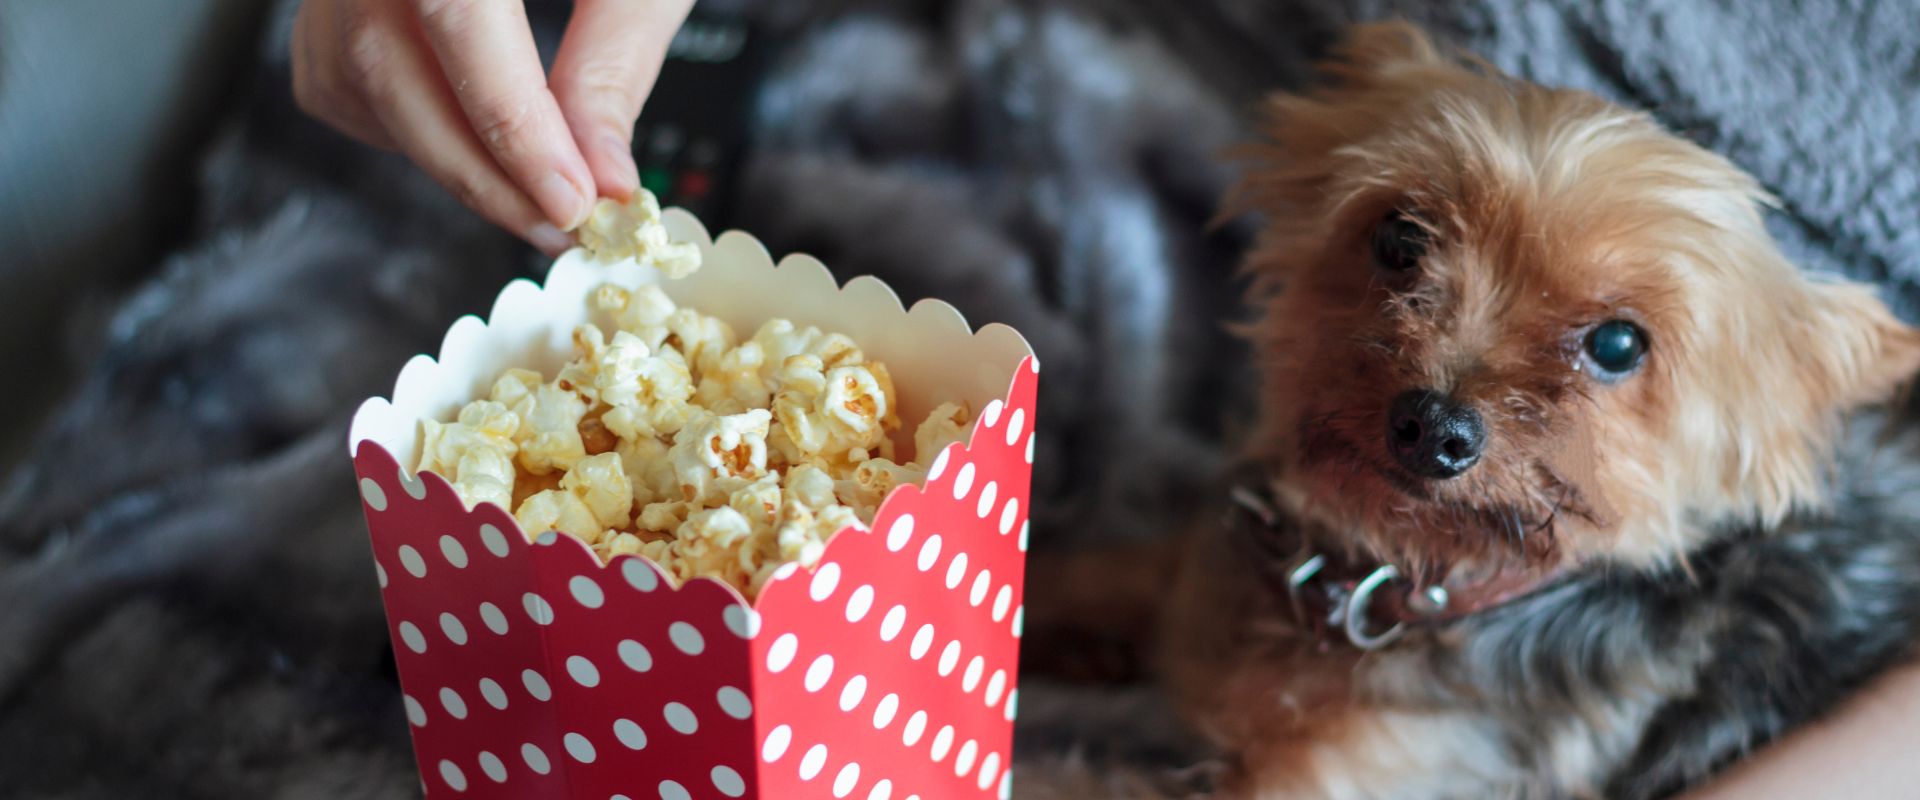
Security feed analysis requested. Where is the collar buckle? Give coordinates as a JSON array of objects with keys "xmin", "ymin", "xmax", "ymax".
[
  {"xmin": 1342, "ymin": 564, "xmax": 1408, "ymax": 650},
  {"xmin": 1286, "ymin": 552, "xmax": 1451, "ymax": 651}
]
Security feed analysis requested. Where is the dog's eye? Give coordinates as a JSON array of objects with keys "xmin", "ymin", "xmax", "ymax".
[
  {"xmin": 1584, "ymin": 320, "xmax": 1647, "ymax": 376},
  {"xmin": 1370, "ymin": 211, "xmax": 1429, "ymax": 272}
]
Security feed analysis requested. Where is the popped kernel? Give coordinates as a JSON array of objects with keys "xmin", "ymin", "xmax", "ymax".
[
  {"xmin": 837, "ymin": 457, "xmax": 929, "ymax": 521},
  {"xmin": 501, "ymin": 375, "xmax": 593, "ymax": 475},
  {"xmin": 668, "ymin": 409, "xmax": 772, "ymax": 505},
  {"xmin": 914, "ymin": 401, "xmax": 974, "ymax": 464},
  {"xmin": 514, "ymin": 489, "xmax": 600, "ymax": 543},
  {"xmin": 560, "ymin": 452, "xmax": 633, "ymax": 530}
]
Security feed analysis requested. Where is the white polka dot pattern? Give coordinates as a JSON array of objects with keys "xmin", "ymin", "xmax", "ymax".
[
  {"xmin": 349, "ymin": 349, "xmax": 1036, "ymax": 798},
  {"xmin": 566, "ymin": 655, "xmax": 600, "ymax": 688},
  {"xmin": 358, "ymin": 477, "xmax": 387, "ymax": 511},
  {"xmin": 569, "ymin": 575, "xmax": 604, "ymax": 608},
  {"xmin": 440, "ymin": 535, "xmax": 469, "ymax": 569},
  {"xmin": 618, "ymin": 639, "xmax": 653, "ymax": 673},
  {"xmin": 614, "ymin": 718, "xmax": 647, "ymax": 751},
  {"xmin": 522, "ymin": 669, "xmax": 551, "ymax": 702},
  {"xmin": 839, "ymin": 675, "xmax": 868, "ymax": 711},
  {"xmin": 478, "ymin": 524, "xmax": 509, "ymax": 557},
  {"xmin": 477, "ymin": 751, "xmax": 506, "ymax": 783},
  {"xmin": 439, "ymin": 759, "xmax": 467, "ymax": 792},
  {"xmin": 846, "ymin": 586, "xmax": 875, "ymax": 623},
  {"xmin": 835, "ymin": 763, "xmax": 862, "ymax": 797},
  {"xmin": 800, "ymin": 744, "xmax": 829, "ymax": 780},
  {"xmin": 478, "ymin": 678, "xmax": 507, "ymax": 710},
  {"xmin": 440, "ymin": 613, "xmax": 468, "ymax": 645},
  {"xmin": 663, "ymin": 702, "xmax": 698, "ymax": 734},
  {"xmin": 717, "ymin": 686, "xmax": 753, "ymax": 719},
  {"xmin": 668, "ymin": 622, "xmax": 705, "ymax": 655},
  {"xmin": 762, "ymin": 725, "xmax": 793, "ymax": 762},
  {"xmin": 563, "ymin": 732, "xmax": 596, "ymax": 763},
  {"xmin": 440, "ymin": 687, "xmax": 468, "ymax": 720},
  {"xmin": 398, "ymin": 621, "xmax": 427, "ymax": 654},
  {"xmin": 712, "ymin": 765, "xmax": 747, "ymax": 797},
  {"xmin": 398, "ymin": 545, "xmax": 427, "ymax": 578},
  {"xmin": 810, "ymin": 562, "xmax": 842, "ymax": 601},
  {"xmin": 478, "ymin": 602, "xmax": 508, "ymax": 635},
  {"xmin": 723, "ymin": 604, "xmax": 759, "ymax": 639}
]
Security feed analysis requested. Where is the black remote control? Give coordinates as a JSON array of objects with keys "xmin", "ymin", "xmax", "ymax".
[{"xmin": 629, "ymin": 12, "xmax": 777, "ymax": 223}]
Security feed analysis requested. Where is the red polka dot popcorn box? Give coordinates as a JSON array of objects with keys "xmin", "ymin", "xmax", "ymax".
[{"xmin": 348, "ymin": 208, "xmax": 1035, "ymax": 800}]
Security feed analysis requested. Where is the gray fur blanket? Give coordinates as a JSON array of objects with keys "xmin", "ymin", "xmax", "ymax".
[{"xmin": 1, "ymin": 0, "xmax": 1915, "ymax": 795}]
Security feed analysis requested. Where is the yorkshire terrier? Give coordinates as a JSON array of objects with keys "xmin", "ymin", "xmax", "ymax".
[{"xmin": 1027, "ymin": 21, "xmax": 1920, "ymax": 800}]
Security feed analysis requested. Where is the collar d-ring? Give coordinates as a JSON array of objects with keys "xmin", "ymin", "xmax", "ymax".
[
  {"xmin": 1344, "ymin": 564, "xmax": 1407, "ymax": 650},
  {"xmin": 1286, "ymin": 553, "xmax": 1327, "ymax": 624}
]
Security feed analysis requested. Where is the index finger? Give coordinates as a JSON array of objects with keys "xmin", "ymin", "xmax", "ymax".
[{"xmin": 412, "ymin": 0, "xmax": 594, "ymax": 229}]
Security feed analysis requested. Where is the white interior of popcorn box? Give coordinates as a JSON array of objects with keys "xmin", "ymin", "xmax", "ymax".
[{"xmin": 349, "ymin": 208, "xmax": 1034, "ymax": 480}]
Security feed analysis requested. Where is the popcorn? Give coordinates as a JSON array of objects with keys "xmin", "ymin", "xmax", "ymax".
[
  {"xmin": 694, "ymin": 341, "xmax": 773, "ymax": 415},
  {"xmin": 592, "ymin": 531, "xmax": 648, "ymax": 561},
  {"xmin": 575, "ymin": 190, "xmax": 702, "ymax": 278},
  {"xmin": 665, "ymin": 309, "xmax": 738, "ymax": 381},
  {"xmin": 838, "ymin": 457, "xmax": 929, "ymax": 521},
  {"xmin": 493, "ymin": 370, "xmax": 593, "ymax": 475},
  {"xmin": 914, "ymin": 401, "xmax": 974, "ymax": 465},
  {"xmin": 452, "ymin": 445, "xmax": 518, "ymax": 513},
  {"xmin": 560, "ymin": 452, "xmax": 633, "ymax": 530},
  {"xmin": 615, "ymin": 434, "xmax": 674, "ymax": 505},
  {"xmin": 414, "ymin": 205, "xmax": 979, "ymax": 597},
  {"xmin": 514, "ymin": 489, "xmax": 601, "ymax": 542},
  {"xmin": 417, "ymin": 399, "xmax": 522, "ymax": 510},
  {"xmin": 668, "ymin": 409, "xmax": 772, "ymax": 505},
  {"xmin": 597, "ymin": 334, "xmax": 696, "ymax": 440}
]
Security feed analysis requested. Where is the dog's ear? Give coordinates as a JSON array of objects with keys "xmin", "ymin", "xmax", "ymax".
[
  {"xmin": 1722, "ymin": 276, "xmax": 1920, "ymax": 522},
  {"xmin": 1798, "ymin": 280, "xmax": 1920, "ymax": 409}
]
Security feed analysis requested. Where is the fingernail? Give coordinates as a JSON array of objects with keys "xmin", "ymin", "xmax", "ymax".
[
  {"xmin": 535, "ymin": 171, "xmax": 590, "ymax": 229},
  {"xmin": 527, "ymin": 222, "xmax": 574, "ymax": 256},
  {"xmin": 603, "ymin": 134, "xmax": 639, "ymax": 197}
]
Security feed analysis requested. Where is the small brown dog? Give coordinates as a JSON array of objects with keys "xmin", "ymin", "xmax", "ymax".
[{"xmin": 1027, "ymin": 21, "xmax": 1920, "ymax": 800}]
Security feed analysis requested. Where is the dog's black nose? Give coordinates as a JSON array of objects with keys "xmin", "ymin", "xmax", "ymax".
[{"xmin": 1386, "ymin": 389, "xmax": 1485, "ymax": 479}]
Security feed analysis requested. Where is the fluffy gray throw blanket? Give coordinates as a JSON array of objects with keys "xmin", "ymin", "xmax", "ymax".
[{"xmin": 1, "ymin": 0, "xmax": 1914, "ymax": 795}]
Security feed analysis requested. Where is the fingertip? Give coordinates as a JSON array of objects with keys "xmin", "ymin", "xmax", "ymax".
[
  {"xmin": 591, "ymin": 132, "xmax": 640, "ymax": 200},
  {"xmin": 526, "ymin": 222, "xmax": 575, "ymax": 257},
  {"xmin": 532, "ymin": 170, "xmax": 593, "ymax": 230}
]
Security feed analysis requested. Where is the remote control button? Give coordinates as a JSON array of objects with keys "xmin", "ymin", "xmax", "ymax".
[
  {"xmin": 640, "ymin": 168, "xmax": 672, "ymax": 198},
  {"xmin": 676, "ymin": 170, "xmax": 712, "ymax": 201}
]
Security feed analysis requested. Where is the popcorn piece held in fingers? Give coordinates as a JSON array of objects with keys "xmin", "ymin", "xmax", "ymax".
[{"xmin": 575, "ymin": 189, "xmax": 702, "ymax": 277}]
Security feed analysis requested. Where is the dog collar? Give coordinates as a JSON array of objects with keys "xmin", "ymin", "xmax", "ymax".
[{"xmin": 1226, "ymin": 470, "xmax": 1563, "ymax": 650}]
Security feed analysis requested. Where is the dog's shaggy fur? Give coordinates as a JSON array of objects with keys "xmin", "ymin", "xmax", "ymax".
[{"xmin": 1112, "ymin": 23, "xmax": 1920, "ymax": 799}]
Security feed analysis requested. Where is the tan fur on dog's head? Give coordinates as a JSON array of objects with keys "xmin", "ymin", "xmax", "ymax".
[{"xmin": 1232, "ymin": 22, "xmax": 1920, "ymax": 576}]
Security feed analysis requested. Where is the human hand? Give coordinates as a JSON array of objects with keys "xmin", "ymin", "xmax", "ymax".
[{"xmin": 292, "ymin": 0, "xmax": 696, "ymax": 254}]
